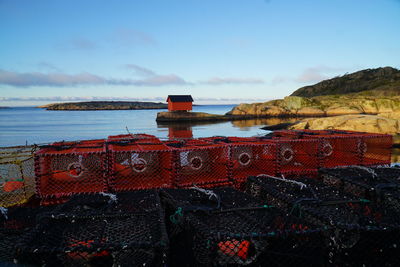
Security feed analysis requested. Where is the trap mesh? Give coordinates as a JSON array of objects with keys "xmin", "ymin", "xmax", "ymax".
[
  {"xmin": 172, "ymin": 145, "xmax": 230, "ymax": 188},
  {"xmin": 247, "ymin": 175, "xmax": 400, "ymax": 265},
  {"xmin": 161, "ymin": 187, "xmax": 324, "ymax": 266},
  {"xmin": 320, "ymin": 166, "xmax": 400, "ymax": 212},
  {"xmin": 34, "ymin": 141, "xmax": 108, "ymax": 199},
  {"xmin": 0, "ymin": 146, "xmax": 37, "ymax": 207},
  {"xmin": 360, "ymin": 135, "xmax": 392, "ymax": 166},
  {"xmin": 16, "ymin": 191, "xmax": 168, "ymax": 266},
  {"xmin": 274, "ymin": 139, "xmax": 320, "ymax": 177},
  {"xmin": 0, "ymin": 204, "xmax": 55, "ymax": 264},
  {"xmin": 108, "ymin": 142, "xmax": 174, "ymax": 191},
  {"xmin": 229, "ymin": 143, "xmax": 277, "ymax": 184},
  {"xmin": 198, "ymin": 137, "xmax": 277, "ymax": 186},
  {"xmin": 271, "ymin": 130, "xmax": 392, "ymax": 168}
]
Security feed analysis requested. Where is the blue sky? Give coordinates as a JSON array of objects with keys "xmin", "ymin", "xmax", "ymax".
[{"xmin": 1, "ymin": 0, "xmax": 400, "ymax": 106}]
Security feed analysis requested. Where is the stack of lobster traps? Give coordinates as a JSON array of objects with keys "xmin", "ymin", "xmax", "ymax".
[
  {"xmin": 29, "ymin": 130, "xmax": 393, "ymax": 200},
  {"xmin": 14, "ymin": 190, "xmax": 169, "ymax": 266},
  {"xmin": 246, "ymin": 174, "xmax": 400, "ymax": 265},
  {"xmin": 0, "ymin": 202, "xmax": 55, "ymax": 264},
  {"xmin": 160, "ymin": 187, "xmax": 325, "ymax": 266},
  {"xmin": 320, "ymin": 166, "xmax": 400, "ymax": 215},
  {"xmin": 0, "ymin": 130, "xmax": 397, "ymax": 266}
]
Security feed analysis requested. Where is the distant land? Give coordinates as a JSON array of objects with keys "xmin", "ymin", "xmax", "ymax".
[
  {"xmin": 0, "ymin": 107, "xmax": 9, "ymax": 109},
  {"xmin": 38, "ymin": 101, "xmax": 168, "ymax": 110}
]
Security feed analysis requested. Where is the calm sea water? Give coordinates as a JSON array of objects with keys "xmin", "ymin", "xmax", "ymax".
[{"xmin": 0, "ymin": 105, "xmax": 289, "ymax": 147}]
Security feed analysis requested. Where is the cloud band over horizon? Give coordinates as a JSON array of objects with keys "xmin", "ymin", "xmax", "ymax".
[{"xmin": 0, "ymin": 68, "xmax": 265, "ymax": 87}]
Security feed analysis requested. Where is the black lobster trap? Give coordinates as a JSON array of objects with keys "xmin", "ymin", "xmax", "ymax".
[
  {"xmin": 320, "ymin": 166, "xmax": 400, "ymax": 212},
  {"xmin": 161, "ymin": 187, "xmax": 325, "ymax": 266},
  {"xmin": 246, "ymin": 175, "xmax": 400, "ymax": 266},
  {"xmin": 15, "ymin": 190, "xmax": 169, "ymax": 267},
  {"xmin": 0, "ymin": 203, "xmax": 55, "ymax": 264}
]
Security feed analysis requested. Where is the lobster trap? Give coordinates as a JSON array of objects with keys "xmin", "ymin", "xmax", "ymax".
[
  {"xmin": 161, "ymin": 187, "xmax": 325, "ymax": 266},
  {"xmin": 272, "ymin": 130, "xmax": 392, "ymax": 168},
  {"xmin": 359, "ymin": 134, "xmax": 392, "ymax": 166},
  {"xmin": 229, "ymin": 142, "xmax": 277, "ymax": 184},
  {"xmin": 108, "ymin": 133, "xmax": 159, "ymax": 142},
  {"xmin": 108, "ymin": 141, "xmax": 174, "ymax": 191},
  {"xmin": 273, "ymin": 139, "xmax": 320, "ymax": 177},
  {"xmin": 320, "ymin": 166, "xmax": 400, "ymax": 210},
  {"xmin": 0, "ymin": 203, "xmax": 55, "ymax": 264},
  {"xmin": 34, "ymin": 141, "xmax": 108, "ymax": 200},
  {"xmin": 16, "ymin": 191, "xmax": 169, "ymax": 266},
  {"xmin": 199, "ymin": 137, "xmax": 277, "ymax": 186},
  {"xmin": 169, "ymin": 142, "xmax": 231, "ymax": 188},
  {"xmin": 246, "ymin": 175, "xmax": 400, "ymax": 265},
  {"xmin": 0, "ymin": 146, "xmax": 37, "ymax": 207}
]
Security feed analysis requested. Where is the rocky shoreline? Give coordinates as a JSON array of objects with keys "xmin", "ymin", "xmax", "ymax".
[
  {"xmin": 39, "ymin": 101, "xmax": 167, "ymax": 110},
  {"xmin": 156, "ymin": 111, "xmax": 257, "ymax": 122},
  {"xmin": 227, "ymin": 95, "xmax": 400, "ymax": 117}
]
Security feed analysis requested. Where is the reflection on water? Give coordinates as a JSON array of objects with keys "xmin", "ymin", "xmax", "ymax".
[
  {"xmin": 392, "ymin": 148, "xmax": 400, "ymax": 163},
  {"xmin": 231, "ymin": 118, "xmax": 299, "ymax": 128}
]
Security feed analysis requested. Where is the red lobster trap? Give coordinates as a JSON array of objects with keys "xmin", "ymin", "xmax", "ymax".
[
  {"xmin": 108, "ymin": 141, "xmax": 174, "ymax": 191},
  {"xmin": 272, "ymin": 130, "xmax": 392, "ymax": 168},
  {"xmin": 168, "ymin": 140, "xmax": 230, "ymax": 188},
  {"xmin": 271, "ymin": 139, "xmax": 320, "ymax": 177},
  {"xmin": 199, "ymin": 137, "xmax": 277, "ymax": 185},
  {"xmin": 34, "ymin": 140, "xmax": 108, "ymax": 201}
]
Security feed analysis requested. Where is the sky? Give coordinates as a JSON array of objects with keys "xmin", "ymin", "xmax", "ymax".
[{"xmin": 1, "ymin": 0, "xmax": 400, "ymax": 106}]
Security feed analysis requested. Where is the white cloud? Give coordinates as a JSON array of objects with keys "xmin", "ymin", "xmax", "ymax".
[{"xmin": 0, "ymin": 68, "xmax": 188, "ymax": 87}]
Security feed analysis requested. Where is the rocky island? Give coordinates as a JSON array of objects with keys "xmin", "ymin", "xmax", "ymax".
[
  {"xmin": 228, "ymin": 67, "xmax": 400, "ymax": 117},
  {"xmin": 39, "ymin": 101, "xmax": 167, "ymax": 110},
  {"xmin": 249, "ymin": 67, "xmax": 400, "ymax": 140}
]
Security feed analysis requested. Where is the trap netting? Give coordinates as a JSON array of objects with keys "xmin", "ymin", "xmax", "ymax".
[
  {"xmin": 198, "ymin": 137, "xmax": 278, "ymax": 187},
  {"xmin": 0, "ymin": 204, "xmax": 55, "ymax": 264},
  {"xmin": 16, "ymin": 190, "xmax": 169, "ymax": 266},
  {"xmin": 320, "ymin": 166, "xmax": 400, "ymax": 212},
  {"xmin": 161, "ymin": 187, "xmax": 325, "ymax": 266},
  {"xmin": 108, "ymin": 141, "xmax": 174, "ymax": 191},
  {"xmin": 246, "ymin": 175, "xmax": 400, "ymax": 265},
  {"xmin": 0, "ymin": 145, "xmax": 38, "ymax": 208},
  {"xmin": 170, "ymin": 142, "xmax": 231, "ymax": 188},
  {"xmin": 274, "ymin": 139, "xmax": 320, "ymax": 177},
  {"xmin": 360, "ymin": 134, "xmax": 393, "ymax": 166},
  {"xmin": 271, "ymin": 130, "xmax": 392, "ymax": 168},
  {"xmin": 34, "ymin": 141, "xmax": 108, "ymax": 200}
]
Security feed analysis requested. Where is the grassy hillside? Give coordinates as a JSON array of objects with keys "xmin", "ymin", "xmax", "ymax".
[{"xmin": 291, "ymin": 67, "xmax": 400, "ymax": 97}]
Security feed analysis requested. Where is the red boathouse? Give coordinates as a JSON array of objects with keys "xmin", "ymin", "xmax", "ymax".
[{"xmin": 166, "ymin": 95, "xmax": 193, "ymax": 111}]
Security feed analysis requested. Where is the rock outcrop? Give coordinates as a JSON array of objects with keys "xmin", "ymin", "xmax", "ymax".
[
  {"xmin": 228, "ymin": 67, "xmax": 400, "ymax": 118},
  {"xmin": 289, "ymin": 115, "xmax": 400, "ymax": 135},
  {"xmin": 227, "ymin": 95, "xmax": 400, "ymax": 117}
]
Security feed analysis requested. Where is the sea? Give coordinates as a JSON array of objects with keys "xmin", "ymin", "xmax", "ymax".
[{"xmin": 0, "ymin": 105, "xmax": 297, "ymax": 147}]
